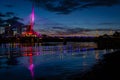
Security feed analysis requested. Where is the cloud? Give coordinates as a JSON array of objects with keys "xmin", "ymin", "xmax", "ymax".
[
  {"xmin": 5, "ymin": 16, "xmax": 24, "ymax": 28},
  {"xmin": 0, "ymin": 12, "xmax": 6, "ymax": 17},
  {"xmin": 52, "ymin": 27, "xmax": 66, "ymax": 29},
  {"xmin": 37, "ymin": 25, "xmax": 120, "ymax": 36},
  {"xmin": 80, "ymin": 0, "xmax": 120, "ymax": 8},
  {"xmin": 99, "ymin": 22, "xmax": 120, "ymax": 25},
  {"xmin": 12, "ymin": 16, "xmax": 23, "ymax": 20},
  {"xmin": 5, "ymin": 16, "xmax": 23, "ymax": 23},
  {"xmin": 0, "ymin": 18, "xmax": 4, "ymax": 25},
  {"xmin": 65, "ymin": 28, "xmax": 90, "ymax": 34},
  {"xmin": 29, "ymin": 0, "xmax": 120, "ymax": 14},
  {"xmin": 0, "ymin": 12, "xmax": 15, "ymax": 17},
  {"xmin": 5, "ymin": 12, "xmax": 15, "ymax": 17},
  {"xmin": 0, "ymin": 13, "xmax": 24, "ymax": 27},
  {"xmin": 4, "ymin": 4, "xmax": 14, "ymax": 8},
  {"xmin": 50, "ymin": 27, "xmax": 92, "ymax": 35}
]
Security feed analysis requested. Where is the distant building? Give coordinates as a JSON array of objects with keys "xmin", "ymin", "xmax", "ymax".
[
  {"xmin": 5, "ymin": 25, "xmax": 14, "ymax": 36},
  {"xmin": 0, "ymin": 27, "xmax": 4, "ymax": 34}
]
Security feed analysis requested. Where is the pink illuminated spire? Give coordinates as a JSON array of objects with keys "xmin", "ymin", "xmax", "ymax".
[
  {"xmin": 22, "ymin": 5, "xmax": 41, "ymax": 37},
  {"xmin": 29, "ymin": 6, "xmax": 35, "ymax": 32},
  {"xmin": 31, "ymin": 6, "xmax": 35, "ymax": 23}
]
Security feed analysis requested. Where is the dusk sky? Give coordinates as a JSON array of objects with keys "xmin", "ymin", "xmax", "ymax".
[{"xmin": 0, "ymin": 0, "xmax": 120, "ymax": 36}]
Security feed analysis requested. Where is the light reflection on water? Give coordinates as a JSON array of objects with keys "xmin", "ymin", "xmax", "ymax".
[{"xmin": 0, "ymin": 42, "xmax": 114, "ymax": 80}]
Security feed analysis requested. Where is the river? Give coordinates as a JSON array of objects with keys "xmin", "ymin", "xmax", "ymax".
[{"xmin": 0, "ymin": 42, "xmax": 114, "ymax": 80}]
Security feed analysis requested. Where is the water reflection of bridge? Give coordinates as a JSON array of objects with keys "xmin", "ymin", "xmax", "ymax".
[
  {"xmin": 0, "ymin": 42, "xmax": 113, "ymax": 59},
  {"xmin": 0, "ymin": 43, "xmax": 115, "ymax": 80}
]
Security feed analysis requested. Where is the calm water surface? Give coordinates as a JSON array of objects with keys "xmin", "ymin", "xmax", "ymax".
[{"xmin": 0, "ymin": 42, "xmax": 114, "ymax": 80}]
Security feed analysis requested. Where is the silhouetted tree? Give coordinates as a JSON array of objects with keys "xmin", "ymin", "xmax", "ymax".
[{"xmin": 113, "ymin": 31, "xmax": 120, "ymax": 37}]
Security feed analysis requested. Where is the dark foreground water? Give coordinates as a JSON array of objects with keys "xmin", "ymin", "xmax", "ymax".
[{"xmin": 0, "ymin": 42, "xmax": 114, "ymax": 80}]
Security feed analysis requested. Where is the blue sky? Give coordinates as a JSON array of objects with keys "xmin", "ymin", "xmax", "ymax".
[{"xmin": 0, "ymin": 0, "xmax": 120, "ymax": 36}]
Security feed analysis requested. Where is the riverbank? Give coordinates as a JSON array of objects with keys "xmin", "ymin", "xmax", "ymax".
[{"xmin": 68, "ymin": 50, "xmax": 120, "ymax": 80}]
